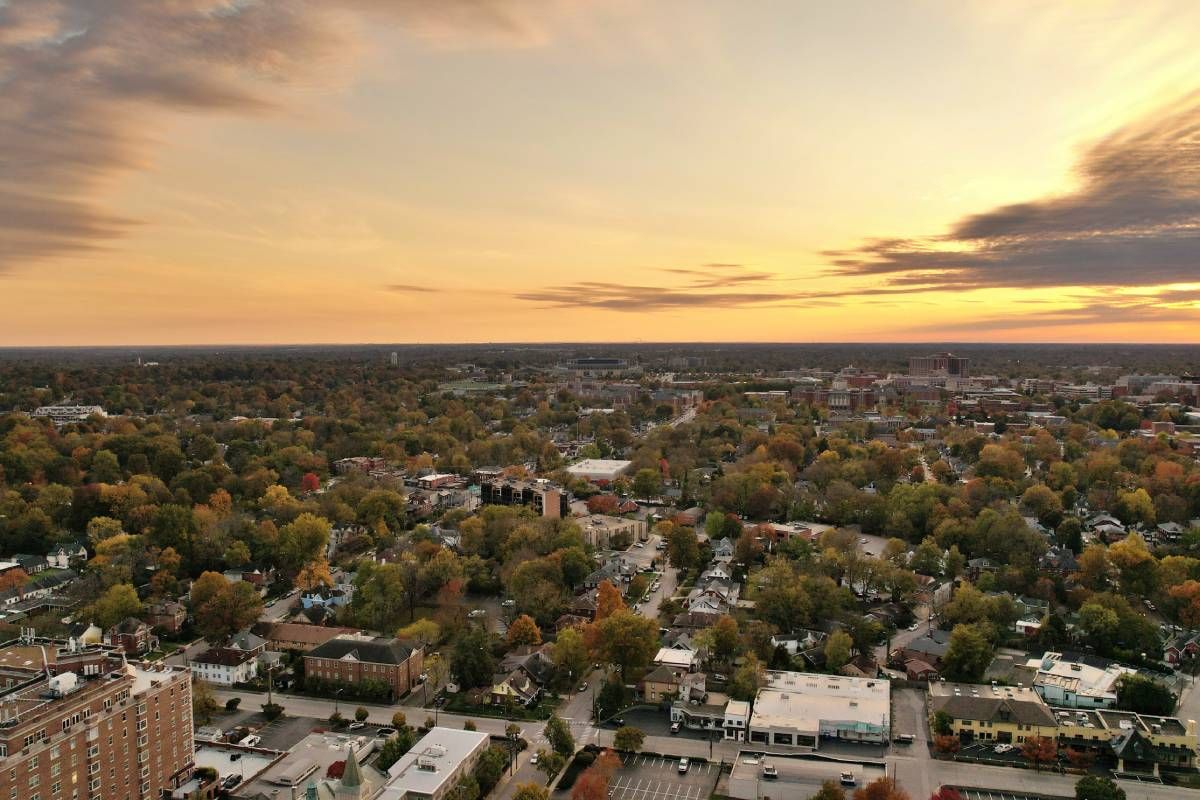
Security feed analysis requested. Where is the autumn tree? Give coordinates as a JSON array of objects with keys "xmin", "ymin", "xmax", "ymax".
[
  {"xmin": 396, "ymin": 619, "xmax": 441, "ymax": 650},
  {"xmin": 853, "ymin": 777, "xmax": 910, "ymax": 800},
  {"xmin": 552, "ymin": 626, "xmax": 589, "ymax": 687},
  {"xmin": 295, "ymin": 556, "xmax": 334, "ymax": 592},
  {"xmin": 514, "ymin": 783, "xmax": 549, "ymax": 800},
  {"xmin": 506, "ymin": 614, "xmax": 543, "ymax": 647},
  {"xmin": 1075, "ymin": 776, "xmax": 1125, "ymax": 800},
  {"xmin": 0, "ymin": 568, "xmax": 28, "ymax": 593},
  {"xmin": 1021, "ymin": 736, "xmax": 1057, "ymax": 771},
  {"xmin": 190, "ymin": 573, "xmax": 263, "ymax": 644},
  {"xmin": 595, "ymin": 580, "xmax": 626, "ymax": 621},
  {"xmin": 811, "ymin": 782, "xmax": 847, "ymax": 800}
]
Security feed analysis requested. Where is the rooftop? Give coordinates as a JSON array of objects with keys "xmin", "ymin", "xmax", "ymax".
[
  {"xmin": 750, "ymin": 671, "xmax": 890, "ymax": 732},
  {"xmin": 381, "ymin": 727, "xmax": 489, "ymax": 799}
]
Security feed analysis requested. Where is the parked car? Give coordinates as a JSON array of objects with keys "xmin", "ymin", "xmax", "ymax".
[
  {"xmin": 530, "ymin": 753, "xmax": 539, "ymax": 765},
  {"xmin": 222, "ymin": 775, "xmax": 243, "ymax": 790},
  {"xmin": 840, "ymin": 771, "xmax": 857, "ymax": 787},
  {"xmin": 893, "ymin": 734, "xmax": 915, "ymax": 745},
  {"xmin": 242, "ymin": 735, "xmax": 262, "ymax": 747},
  {"xmin": 634, "ymin": 542, "xmax": 645, "ymax": 548},
  {"xmin": 762, "ymin": 764, "xmax": 778, "ymax": 780},
  {"xmin": 578, "ymin": 682, "xmax": 588, "ymax": 693},
  {"xmin": 348, "ymin": 722, "xmax": 366, "ymax": 731},
  {"xmin": 669, "ymin": 722, "xmax": 681, "ymax": 734},
  {"xmin": 375, "ymin": 728, "xmax": 396, "ymax": 739},
  {"xmin": 678, "ymin": 758, "xmax": 689, "ymax": 774},
  {"xmin": 993, "ymin": 743, "xmax": 1013, "ymax": 754}
]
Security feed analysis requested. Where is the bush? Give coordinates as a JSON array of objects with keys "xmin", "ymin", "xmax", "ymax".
[
  {"xmin": 225, "ymin": 697, "xmax": 241, "ymax": 712},
  {"xmin": 355, "ymin": 706, "xmax": 369, "ymax": 722},
  {"xmin": 261, "ymin": 702, "xmax": 284, "ymax": 721},
  {"xmin": 329, "ymin": 711, "xmax": 348, "ymax": 730}
]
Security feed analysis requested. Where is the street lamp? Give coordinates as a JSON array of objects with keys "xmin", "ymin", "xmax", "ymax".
[{"xmin": 334, "ymin": 687, "xmax": 344, "ymax": 717}]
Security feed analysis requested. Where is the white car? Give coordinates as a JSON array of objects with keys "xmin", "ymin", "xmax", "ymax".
[
  {"xmin": 993, "ymin": 743, "xmax": 1013, "ymax": 754},
  {"xmin": 242, "ymin": 735, "xmax": 262, "ymax": 747},
  {"xmin": 677, "ymin": 758, "xmax": 689, "ymax": 774},
  {"xmin": 530, "ymin": 753, "xmax": 539, "ymax": 765}
]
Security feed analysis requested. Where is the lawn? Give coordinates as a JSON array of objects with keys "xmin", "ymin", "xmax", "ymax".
[{"xmin": 443, "ymin": 692, "xmax": 562, "ymax": 721}]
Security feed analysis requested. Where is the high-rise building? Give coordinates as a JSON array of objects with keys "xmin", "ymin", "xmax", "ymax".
[
  {"xmin": 909, "ymin": 352, "xmax": 969, "ymax": 378},
  {"xmin": 0, "ymin": 637, "xmax": 194, "ymax": 800}
]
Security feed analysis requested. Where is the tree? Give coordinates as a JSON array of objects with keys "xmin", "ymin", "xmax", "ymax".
[
  {"xmin": 1021, "ymin": 736, "xmax": 1057, "ymax": 772},
  {"xmin": 295, "ymin": 557, "xmax": 334, "ymax": 592},
  {"xmin": 0, "ymin": 567, "xmax": 29, "ymax": 594},
  {"xmin": 632, "ymin": 469, "xmax": 664, "ymax": 499},
  {"xmin": 930, "ymin": 789, "xmax": 962, "ymax": 800},
  {"xmin": 552, "ymin": 626, "xmax": 589, "ymax": 686},
  {"xmin": 571, "ymin": 751, "xmax": 620, "ymax": 800},
  {"xmin": 595, "ymin": 580, "xmax": 626, "ymax": 621},
  {"xmin": 710, "ymin": 615, "xmax": 740, "ymax": 661},
  {"xmin": 1075, "ymin": 776, "xmax": 1126, "ymax": 800},
  {"xmin": 473, "ymin": 746, "xmax": 507, "ymax": 794},
  {"xmin": 90, "ymin": 449, "xmax": 123, "ymax": 483},
  {"xmin": 86, "ymin": 515, "xmax": 125, "ymax": 546},
  {"xmin": 514, "ymin": 783, "xmax": 550, "ymax": 800},
  {"xmin": 225, "ymin": 697, "xmax": 241, "ymax": 712},
  {"xmin": 300, "ymin": 472, "xmax": 321, "ymax": 493},
  {"xmin": 933, "ymin": 735, "xmax": 960, "ymax": 754},
  {"xmin": 89, "ymin": 583, "xmax": 143, "ymax": 629},
  {"xmin": 535, "ymin": 750, "xmax": 566, "ymax": 784},
  {"xmin": 613, "ymin": 726, "xmax": 645, "ymax": 752},
  {"xmin": 666, "ymin": 527, "xmax": 700, "ymax": 570},
  {"xmin": 941, "ymin": 624, "xmax": 993, "ymax": 682},
  {"xmin": 931, "ymin": 710, "xmax": 953, "ymax": 736},
  {"xmin": 397, "ymin": 619, "xmax": 441, "ymax": 650},
  {"xmin": 852, "ymin": 776, "xmax": 910, "ymax": 800},
  {"xmin": 193, "ymin": 579, "xmax": 263, "ymax": 644},
  {"xmin": 278, "ymin": 512, "xmax": 332, "ymax": 577},
  {"xmin": 1065, "ymin": 748, "xmax": 1094, "ymax": 770},
  {"xmin": 355, "ymin": 706, "xmax": 369, "ymax": 722},
  {"xmin": 824, "ymin": 630, "xmax": 853, "ymax": 671},
  {"xmin": 589, "ymin": 610, "xmax": 659, "ymax": 680},
  {"xmin": 262, "ymin": 702, "xmax": 284, "ymax": 720},
  {"xmin": 1115, "ymin": 674, "xmax": 1175, "ymax": 715},
  {"xmin": 329, "ymin": 711, "xmax": 347, "ymax": 729},
  {"xmin": 464, "ymin": 720, "xmax": 477, "ymax": 731},
  {"xmin": 192, "ymin": 680, "xmax": 218, "ymax": 725},
  {"xmin": 811, "ymin": 782, "xmax": 847, "ymax": 800},
  {"xmin": 452, "ymin": 627, "xmax": 495, "ymax": 688},
  {"xmin": 545, "ymin": 715, "xmax": 575, "ymax": 757},
  {"xmin": 506, "ymin": 614, "xmax": 543, "ymax": 647},
  {"xmin": 729, "ymin": 653, "xmax": 765, "ymax": 701},
  {"xmin": 392, "ymin": 711, "xmax": 408, "ymax": 729}
]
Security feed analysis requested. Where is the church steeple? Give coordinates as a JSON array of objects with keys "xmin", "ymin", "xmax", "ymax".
[{"xmin": 336, "ymin": 745, "xmax": 365, "ymax": 800}]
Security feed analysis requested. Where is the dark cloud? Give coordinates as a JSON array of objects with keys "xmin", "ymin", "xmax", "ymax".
[
  {"xmin": 900, "ymin": 290, "xmax": 1200, "ymax": 335},
  {"xmin": 0, "ymin": 0, "xmax": 579, "ymax": 274},
  {"xmin": 827, "ymin": 93, "xmax": 1200, "ymax": 292},
  {"xmin": 514, "ymin": 280, "xmax": 801, "ymax": 311},
  {"xmin": 385, "ymin": 283, "xmax": 439, "ymax": 293}
]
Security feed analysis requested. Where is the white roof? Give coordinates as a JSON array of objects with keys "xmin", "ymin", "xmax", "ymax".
[
  {"xmin": 654, "ymin": 648, "xmax": 697, "ymax": 669},
  {"xmin": 750, "ymin": 670, "xmax": 890, "ymax": 732},
  {"xmin": 384, "ymin": 727, "xmax": 489, "ymax": 797},
  {"xmin": 566, "ymin": 459, "xmax": 633, "ymax": 475}
]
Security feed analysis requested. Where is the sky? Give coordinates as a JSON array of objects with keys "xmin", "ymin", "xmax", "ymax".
[{"xmin": 2, "ymin": 0, "xmax": 1199, "ymax": 345}]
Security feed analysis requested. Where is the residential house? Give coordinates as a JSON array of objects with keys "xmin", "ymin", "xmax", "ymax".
[
  {"xmin": 11, "ymin": 554, "xmax": 47, "ymax": 575},
  {"xmin": 897, "ymin": 629, "xmax": 952, "ymax": 670},
  {"xmin": 47, "ymin": 543, "xmax": 87, "ymax": 569},
  {"xmin": 144, "ymin": 599, "xmax": 187, "ymax": 634},
  {"xmin": 1165, "ymin": 632, "xmax": 1200, "ymax": 666},
  {"xmin": 252, "ymin": 622, "xmax": 359, "ymax": 653},
  {"xmin": 105, "ymin": 617, "xmax": 153, "ymax": 656},
  {"xmin": 190, "ymin": 647, "xmax": 258, "ymax": 686},
  {"xmin": 641, "ymin": 665, "xmax": 705, "ymax": 703}
]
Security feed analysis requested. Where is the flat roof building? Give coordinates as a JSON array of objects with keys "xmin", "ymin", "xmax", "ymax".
[
  {"xmin": 379, "ymin": 727, "xmax": 490, "ymax": 800},
  {"xmin": 566, "ymin": 459, "xmax": 633, "ymax": 484},
  {"xmin": 1026, "ymin": 651, "xmax": 1135, "ymax": 709},
  {"xmin": 748, "ymin": 670, "xmax": 890, "ymax": 749}
]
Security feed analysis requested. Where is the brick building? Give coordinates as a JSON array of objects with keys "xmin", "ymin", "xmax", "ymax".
[
  {"xmin": 304, "ymin": 634, "xmax": 424, "ymax": 700},
  {"xmin": 0, "ymin": 638, "xmax": 193, "ymax": 800}
]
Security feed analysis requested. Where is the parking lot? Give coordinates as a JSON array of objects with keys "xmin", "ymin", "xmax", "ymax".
[
  {"xmin": 953, "ymin": 788, "xmax": 1071, "ymax": 800},
  {"xmin": 608, "ymin": 754, "xmax": 719, "ymax": 800}
]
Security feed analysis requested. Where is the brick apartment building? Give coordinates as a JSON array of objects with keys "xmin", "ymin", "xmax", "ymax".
[
  {"xmin": 478, "ymin": 478, "xmax": 569, "ymax": 518},
  {"xmin": 0, "ymin": 637, "xmax": 194, "ymax": 800},
  {"xmin": 304, "ymin": 634, "xmax": 424, "ymax": 700}
]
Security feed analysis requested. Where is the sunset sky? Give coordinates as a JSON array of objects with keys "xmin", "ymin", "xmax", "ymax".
[{"xmin": 2, "ymin": 0, "xmax": 1199, "ymax": 345}]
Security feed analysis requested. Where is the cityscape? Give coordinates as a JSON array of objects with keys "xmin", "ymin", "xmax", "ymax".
[{"xmin": 3, "ymin": 4, "xmax": 1200, "ymax": 800}]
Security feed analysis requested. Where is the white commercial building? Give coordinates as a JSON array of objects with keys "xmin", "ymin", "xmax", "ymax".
[
  {"xmin": 380, "ymin": 727, "xmax": 490, "ymax": 800},
  {"xmin": 1026, "ymin": 652, "xmax": 1135, "ymax": 709},
  {"xmin": 566, "ymin": 459, "xmax": 633, "ymax": 484},
  {"xmin": 748, "ymin": 670, "xmax": 890, "ymax": 748}
]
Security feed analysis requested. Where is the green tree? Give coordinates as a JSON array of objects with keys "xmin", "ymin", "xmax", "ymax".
[
  {"xmin": 452, "ymin": 627, "xmax": 496, "ymax": 688},
  {"xmin": 941, "ymin": 624, "xmax": 994, "ymax": 682},
  {"xmin": 591, "ymin": 609, "xmax": 659, "ymax": 680},
  {"xmin": 1115, "ymin": 674, "xmax": 1175, "ymax": 715},
  {"xmin": 89, "ymin": 449, "xmax": 123, "ymax": 483},
  {"xmin": 613, "ymin": 726, "xmax": 645, "ymax": 752},
  {"xmin": 544, "ymin": 715, "xmax": 575, "ymax": 757},
  {"xmin": 355, "ymin": 706, "xmax": 369, "ymax": 722},
  {"xmin": 377, "ymin": 727, "xmax": 417, "ymax": 770},
  {"xmin": 824, "ymin": 630, "xmax": 853, "ymax": 671},
  {"xmin": 632, "ymin": 469, "xmax": 664, "ymax": 499},
  {"xmin": 473, "ymin": 746, "xmax": 508, "ymax": 794},
  {"xmin": 729, "ymin": 653, "xmax": 765, "ymax": 701},
  {"xmin": 193, "ymin": 579, "xmax": 263, "ymax": 644},
  {"xmin": 932, "ymin": 710, "xmax": 953, "ymax": 736},
  {"xmin": 1075, "ymin": 776, "xmax": 1126, "ymax": 800},
  {"xmin": 552, "ymin": 626, "xmax": 589, "ymax": 686},
  {"xmin": 192, "ymin": 680, "xmax": 219, "ymax": 725},
  {"xmin": 514, "ymin": 783, "xmax": 550, "ymax": 800},
  {"xmin": 665, "ymin": 527, "xmax": 700, "ymax": 570},
  {"xmin": 278, "ymin": 513, "xmax": 332, "ymax": 577},
  {"xmin": 535, "ymin": 750, "xmax": 566, "ymax": 784},
  {"xmin": 89, "ymin": 583, "xmax": 143, "ymax": 629}
]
